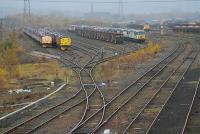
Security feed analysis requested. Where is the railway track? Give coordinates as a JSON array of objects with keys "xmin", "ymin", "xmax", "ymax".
[
  {"xmin": 70, "ymin": 42, "xmax": 184, "ymax": 133},
  {"xmin": 71, "ymin": 35, "xmax": 104, "ymax": 51},
  {"xmin": 71, "ymin": 45, "xmax": 96, "ymax": 57},
  {"xmin": 3, "ymin": 87, "xmax": 85, "ymax": 134},
  {"xmin": 71, "ymin": 35, "xmax": 128, "ymax": 56},
  {"xmin": 3, "ymin": 48, "xmax": 106, "ymax": 134},
  {"xmin": 73, "ymin": 39, "xmax": 99, "ymax": 52},
  {"xmin": 121, "ymin": 48, "xmax": 198, "ymax": 134},
  {"xmin": 146, "ymin": 48, "xmax": 200, "ymax": 134},
  {"xmin": 69, "ymin": 50, "xmax": 106, "ymax": 133},
  {"xmin": 8, "ymin": 31, "xmax": 199, "ymax": 134},
  {"xmin": 38, "ymin": 49, "xmax": 106, "ymax": 133},
  {"xmin": 2, "ymin": 51, "xmax": 83, "ymax": 134},
  {"xmin": 91, "ymin": 44, "xmax": 192, "ymax": 134},
  {"xmin": 151, "ymin": 33, "xmax": 200, "ymax": 41},
  {"xmin": 183, "ymin": 75, "xmax": 200, "ymax": 134}
]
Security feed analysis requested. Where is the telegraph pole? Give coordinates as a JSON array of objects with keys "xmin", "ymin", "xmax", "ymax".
[
  {"xmin": 23, "ymin": 0, "xmax": 31, "ymax": 28},
  {"xmin": 118, "ymin": 0, "xmax": 123, "ymax": 20},
  {"xmin": 0, "ymin": 18, "xmax": 3, "ymax": 39},
  {"xmin": 91, "ymin": 2, "xmax": 94, "ymax": 15}
]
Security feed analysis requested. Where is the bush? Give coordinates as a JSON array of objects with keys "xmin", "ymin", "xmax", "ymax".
[{"xmin": 119, "ymin": 41, "xmax": 162, "ymax": 66}]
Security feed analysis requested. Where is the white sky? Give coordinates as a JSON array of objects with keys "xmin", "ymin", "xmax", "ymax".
[{"xmin": 1, "ymin": 0, "xmax": 200, "ymax": 17}]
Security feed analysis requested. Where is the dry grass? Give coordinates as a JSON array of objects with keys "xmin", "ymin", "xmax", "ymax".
[
  {"xmin": 95, "ymin": 41, "xmax": 163, "ymax": 82},
  {"xmin": 0, "ymin": 60, "xmax": 75, "ymax": 91},
  {"xmin": 0, "ymin": 60, "xmax": 75, "ymax": 111},
  {"xmin": 18, "ymin": 60, "xmax": 75, "ymax": 83},
  {"xmin": 119, "ymin": 41, "xmax": 161, "ymax": 66}
]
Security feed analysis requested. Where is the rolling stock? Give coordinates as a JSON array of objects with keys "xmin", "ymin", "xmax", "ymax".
[
  {"xmin": 173, "ymin": 24, "xmax": 200, "ymax": 33},
  {"xmin": 121, "ymin": 29, "xmax": 146, "ymax": 42},
  {"xmin": 24, "ymin": 27, "xmax": 53, "ymax": 48},
  {"xmin": 49, "ymin": 32, "xmax": 72, "ymax": 51},
  {"xmin": 70, "ymin": 25, "xmax": 124, "ymax": 44},
  {"xmin": 68, "ymin": 25, "xmax": 145, "ymax": 43},
  {"xmin": 107, "ymin": 28, "xmax": 146, "ymax": 42},
  {"xmin": 143, "ymin": 24, "xmax": 150, "ymax": 31},
  {"xmin": 24, "ymin": 27, "xmax": 72, "ymax": 50},
  {"xmin": 112, "ymin": 22, "xmax": 151, "ymax": 32}
]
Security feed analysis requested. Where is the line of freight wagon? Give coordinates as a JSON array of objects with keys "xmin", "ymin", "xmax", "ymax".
[{"xmin": 68, "ymin": 25, "xmax": 146, "ymax": 44}]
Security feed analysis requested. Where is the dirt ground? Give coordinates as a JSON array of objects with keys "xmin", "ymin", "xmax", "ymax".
[{"xmin": 0, "ymin": 33, "xmax": 76, "ymax": 117}]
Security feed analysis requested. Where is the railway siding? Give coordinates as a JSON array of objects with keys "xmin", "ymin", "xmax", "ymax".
[
  {"xmin": 122, "ymin": 49, "xmax": 196, "ymax": 134},
  {"xmin": 147, "ymin": 50, "xmax": 200, "ymax": 134},
  {"xmin": 0, "ymin": 84, "xmax": 66, "ymax": 128},
  {"xmin": 24, "ymin": 49, "xmax": 106, "ymax": 134},
  {"xmin": 184, "ymin": 69, "xmax": 200, "ymax": 134},
  {"xmin": 93, "ymin": 44, "xmax": 189, "ymax": 133},
  {"xmin": 70, "ymin": 44, "xmax": 182, "ymax": 134}
]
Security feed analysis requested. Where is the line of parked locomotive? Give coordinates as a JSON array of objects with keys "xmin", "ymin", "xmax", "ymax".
[
  {"xmin": 68, "ymin": 25, "xmax": 146, "ymax": 43},
  {"xmin": 24, "ymin": 27, "xmax": 72, "ymax": 50}
]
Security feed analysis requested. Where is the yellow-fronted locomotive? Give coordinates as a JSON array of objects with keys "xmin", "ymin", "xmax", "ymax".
[
  {"xmin": 40, "ymin": 36, "xmax": 53, "ymax": 48},
  {"xmin": 50, "ymin": 32, "xmax": 72, "ymax": 51},
  {"xmin": 24, "ymin": 27, "xmax": 53, "ymax": 48},
  {"xmin": 59, "ymin": 36, "xmax": 72, "ymax": 50},
  {"xmin": 143, "ymin": 24, "xmax": 150, "ymax": 31}
]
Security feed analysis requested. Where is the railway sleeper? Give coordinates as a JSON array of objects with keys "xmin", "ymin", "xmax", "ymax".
[
  {"xmin": 84, "ymin": 65, "xmax": 93, "ymax": 68},
  {"xmin": 72, "ymin": 127, "xmax": 92, "ymax": 134},
  {"xmin": 83, "ymin": 84, "xmax": 96, "ymax": 88},
  {"xmin": 140, "ymin": 76, "xmax": 153, "ymax": 82},
  {"xmin": 162, "ymin": 82, "xmax": 178, "ymax": 88},
  {"xmin": 145, "ymin": 71, "xmax": 159, "ymax": 77}
]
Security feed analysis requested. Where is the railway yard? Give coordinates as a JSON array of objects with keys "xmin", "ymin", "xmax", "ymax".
[{"xmin": 0, "ymin": 21, "xmax": 200, "ymax": 134}]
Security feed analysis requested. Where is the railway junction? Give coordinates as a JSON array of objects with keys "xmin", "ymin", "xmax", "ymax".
[{"xmin": 0, "ymin": 22, "xmax": 199, "ymax": 134}]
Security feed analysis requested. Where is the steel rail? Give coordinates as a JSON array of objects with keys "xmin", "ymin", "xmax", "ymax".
[
  {"xmin": 69, "ymin": 49, "xmax": 106, "ymax": 133},
  {"xmin": 3, "ymin": 88, "xmax": 83, "ymax": 134},
  {"xmin": 70, "ymin": 43, "xmax": 183, "ymax": 133},
  {"xmin": 145, "ymin": 50, "xmax": 199, "ymax": 134},
  {"xmin": 3, "ymin": 45, "xmax": 93, "ymax": 133},
  {"xmin": 72, "ymin": 35, "xmax": 125, "ymax": 55},
  {"xmin": 3, "ymin": 50, "xmax": 83, "ymax": 134},
  {"xmin": 91, "ymin": 44, "xmax": 185, "ymax": 134},
  {"xmin": 122, "ymin": 50, "xmax": 195, "ymax": 134},
  {"xmin": 181, "ymin": 79, "xmax": 200, "ymax": 134}
]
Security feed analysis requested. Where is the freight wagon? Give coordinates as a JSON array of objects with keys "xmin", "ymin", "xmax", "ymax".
[
  {"xmin": 69, "ymin": 25, "xmax": 145, "ymax": 43},
  {"xmin": 173, "ymin": 25, "xmax": 200, "ymax": 33},
  {"xmin": 73, "ymin": 25, "xmax": 124, "ymax": 44},
  {"xmin": 112, "ymin": 22, "xmax": 150, "ymax": 31}
]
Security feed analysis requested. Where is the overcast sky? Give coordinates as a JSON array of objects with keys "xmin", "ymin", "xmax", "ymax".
[{"xmin": 1, "ymin": 0, "xmax": 200, "ymax": 17}]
